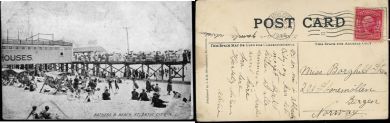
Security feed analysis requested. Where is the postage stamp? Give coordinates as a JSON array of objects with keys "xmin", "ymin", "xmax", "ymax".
[{"xmin": 354, "ymin": 8, "xmax": 383, "ymax": 41}]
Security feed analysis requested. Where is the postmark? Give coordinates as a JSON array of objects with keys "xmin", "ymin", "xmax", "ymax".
[
  {"xmin": 354, "ymin": 8, "xmax": 383, "ymax": 41},
  {"xmin": 266, "ymin": 11, "xmax": 296, "ymax": 40}
]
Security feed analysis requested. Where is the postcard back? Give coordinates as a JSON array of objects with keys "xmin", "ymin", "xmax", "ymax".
[{"xmin": 196, "ymin": 0, "xmax": 388, "ymax": 121}]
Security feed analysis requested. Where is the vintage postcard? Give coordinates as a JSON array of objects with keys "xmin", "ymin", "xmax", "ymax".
[
  {"xmin": 1, "ymin": 1, "xmax": 193, "ymax": 120},
  {"xmin": 196, "ymin": 0, "xmax": 388, "ymax": 121}
]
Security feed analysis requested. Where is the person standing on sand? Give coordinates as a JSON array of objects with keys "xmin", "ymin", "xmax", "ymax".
[
  {"xmin": 73, "ymin": 76, "xmax": 80, "ymax": 98},
  {"xmin": 167, "ymin": 78, "xmax": 173, "ymax": 95},
  {"xmin": 85, "ymin": 86, "xmax": 93, "ymax": 102},
  {"xmin": 132, "ymin": 78, "xmax": 139, "ymax": 89},
  {"xmin": 146, "ymin": 79, "xmax": 152, "ymax": 92},
  {"xmin": 114, "ymin": 78, "xmax": 120, "ymax": 93},
  {"xmin": 107, "ymin": 78, "xmax": 113, "ymax": 92}
]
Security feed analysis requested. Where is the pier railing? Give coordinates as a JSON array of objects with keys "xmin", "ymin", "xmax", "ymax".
[{"xmin": 1, "ymin": 39, "xmax": 72, "ymax": 46}]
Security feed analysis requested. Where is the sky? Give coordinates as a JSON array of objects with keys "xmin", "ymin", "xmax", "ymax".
[{"xmin": 1, "ymin": 1, "xmax": 192, "ymax": 53}]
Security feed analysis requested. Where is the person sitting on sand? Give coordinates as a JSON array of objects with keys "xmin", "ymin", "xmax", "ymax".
[
  {"xmin": 27, "ymin": 106, "xmax": 39, "ymax": 120},
  {"xmin": 39, "ymin": 106, "xmax": 52, "ymax": 119},
  {"xmin": 102, "ymin": 89, "xmax": 111, "ymax": 100},
  {"xmin": 151, "ymin": 84, "xmax": 155, "ymax": 92},
  {"xmin": 88, "ymin": 80, "xmax": 96, "ymax": 92},
  {"xmin": 29, "ymin": 81, "xmax": 36, "ymax": 92},
  {"xmin": 151, "ymin": 93, "xmax": 167, "ymax": 108},
  {"xmin": 139, "ymin": 89, "xmax": 149, "ymax": 101},
  {"xmin": 154, "ymin": 84, "xmax": 160, "ymax": 93},
  {"xmin": 173, "ymin": 91, "xmax": 182, "ymax": 99},
  {"xmin": 94, "ymin": 87, "xmax": 102, "ymax": 100},
  {"xmin": 182, "ymin": 98, "xmax": 188, "ymax": 103},
  {"xmin": 131, "ymin": 89, "xmax": 139, "ymax": 100}
]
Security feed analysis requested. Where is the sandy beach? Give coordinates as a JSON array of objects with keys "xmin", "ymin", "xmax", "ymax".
[{"xmin": 2, "ymin": 78, "xmax": 193, "ymax": 120}]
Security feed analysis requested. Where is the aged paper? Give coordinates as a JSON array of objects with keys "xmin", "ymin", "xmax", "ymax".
[
  {"xmin": 2, "ymin": 1, "xmax": 193, "ymax": 120},
  {"xmin": 196, "ymin": 0, "xmax": 388, "ymax": 121}
]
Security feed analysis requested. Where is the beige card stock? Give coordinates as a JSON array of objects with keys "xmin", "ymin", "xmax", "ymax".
[{"xmin": 195, "ymin": 0, "xmax": 388, "ymax": 121}]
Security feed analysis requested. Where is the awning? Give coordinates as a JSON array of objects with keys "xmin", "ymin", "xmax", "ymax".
[
  {"xmin": 11, "ymin": 69, "xmax": 27, "ymax": 74},
  {"xmin": 2, "ymin": 69, "xmax": 28, "ymax": 75},
  {"xmin": 2, "ymin": 68, "xmax": 10, "ymax": 72}
]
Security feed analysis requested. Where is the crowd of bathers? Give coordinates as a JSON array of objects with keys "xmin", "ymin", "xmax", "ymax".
[{"xmin": 2, "ymin": 71, "xmax": 190, "ymax": 120}]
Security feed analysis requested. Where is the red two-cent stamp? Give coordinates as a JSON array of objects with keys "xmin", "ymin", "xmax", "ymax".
[{"xmin": 354, "ymin": 8, "xmax": 383, "ymax": 41}]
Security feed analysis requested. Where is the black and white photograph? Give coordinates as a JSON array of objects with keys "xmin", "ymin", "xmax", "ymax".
[{"xmin": 1, "ymin": 1, "xmax": 193, "ymax": 120}]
